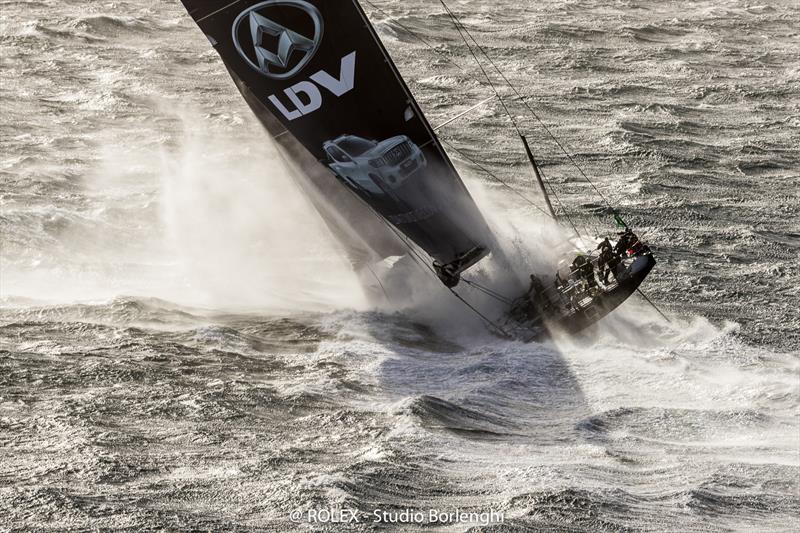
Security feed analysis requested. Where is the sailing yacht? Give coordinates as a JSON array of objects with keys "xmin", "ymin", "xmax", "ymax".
[{"xmin": 178, "ymin": 0, "xmax": 658, "ymax": 340}]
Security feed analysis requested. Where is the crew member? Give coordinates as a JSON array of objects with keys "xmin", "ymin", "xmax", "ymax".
[
  {"xmin": 528, "ymin": 274, "xmax": 555, "ymax": 313},
  {"xmin": 597, "ymin": 238, "xmax": 615, "ymax": 285},
  {"xmin": 597, "ymin": 237, "xmax": 612, "ymax": 255},
  {"xmin": 614, "ymin": 228, "xmax": 636, "ymax": 257},
  {"xmin": 528, "ymin": 274, "xmax": 543, "ymax": 297},
  {"xmin": 571, "ymin": 253, "xmax": 597, "ymax": 290}
]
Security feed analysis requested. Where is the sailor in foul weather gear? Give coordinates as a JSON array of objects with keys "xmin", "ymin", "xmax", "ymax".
[
  {"xmin": 597, "ymin": 238, "xmax": 612, "ymax": 255},
  {"xmin": 527, "ymin": 274, "xmax": 556, "ymax": 314},
  {"xmin": 615, "ymin": 228, "xmax": 646, "ymax": 258},
  {"xmin": 528, "ymin": 274, "xmax": 544, "ymax": 297},
  {"xmin": 597, "ymin": 238, "xmax": 615, "ymax": 285},
  {"xmin": 571, "ymin": 254, "xmax": 596, "ymax": 290},
  {"xmin": 433, "ymin": 261, "xmax": 460, "ymax": 288},
  {"xmin": 614, "ymin": 229, "xmax": 633, "ymax": 256}
]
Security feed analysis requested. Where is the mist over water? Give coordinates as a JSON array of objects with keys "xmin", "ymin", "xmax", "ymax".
[
  {"xmin": 157, "ymin": 108, "xmax": 367, "ymax": 311},
  {"xmin": 1, "ymin": 0, "xmax": 798, "ymax": 531},
  {"xmin": 3, "ymin": 102, "xmax": 365, "ymax": 311}
]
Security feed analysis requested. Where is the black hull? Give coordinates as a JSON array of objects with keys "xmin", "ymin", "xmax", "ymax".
[
  {"xmin": 500, "ymin": 253, "xmax": 657, "ymax": 342},
  {"xmin": 550, "ymin": 254, "xmax": 657, "ymax": 335}
]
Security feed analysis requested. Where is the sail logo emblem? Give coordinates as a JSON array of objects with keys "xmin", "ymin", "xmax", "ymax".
[{"xmin": 232, "ymin": 0, "xmax": 324, "ymax": 80}]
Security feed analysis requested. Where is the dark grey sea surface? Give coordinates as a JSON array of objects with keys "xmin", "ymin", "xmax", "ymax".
[{"xmin": 1, "ymin": 0, "xmax": 798, "ymax": 531}]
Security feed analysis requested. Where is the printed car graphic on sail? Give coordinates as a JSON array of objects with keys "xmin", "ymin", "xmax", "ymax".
[{"xmin": 323, "ymin": 134, "xmax": 427, "ymax": 195}]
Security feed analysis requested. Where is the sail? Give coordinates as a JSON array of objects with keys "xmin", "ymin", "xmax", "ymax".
[{"xmin": 179, "ymin": 0, "xmax": 495, "ymax": 272}]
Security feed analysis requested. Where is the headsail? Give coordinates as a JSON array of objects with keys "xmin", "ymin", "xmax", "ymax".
[{"xmin": 179, "ymin": 0, "xmax": 495, "ymax": 275}]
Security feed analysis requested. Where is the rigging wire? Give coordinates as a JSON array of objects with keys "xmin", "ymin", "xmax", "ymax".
[
  {"xmin": 441, "ymin": 138, "xmax": 597, "ymax": 256},
  {"xmin": 437, "ymin": 0, "xmax": 523, "ymax": 140},
  {"xmin": 535, "ymin": 162, "xmax": 593, "ymax": 241},
  {"xmin": 438, "ymin": 0, "xmax": 641, "ymax": 254},
  {"xmin": 437, "ymin": 0, "xmax": 593, "ymax": 242},
  {"xmin": 353, "ymin": 1, "xmax": 518, "ymax": 336},
  {"xmin": 449, "ymin": 287, "xmax": 513, "ymax": 338},
  {"xmin": 441, "ymin": 138, "xmax": 593, "ymax": 248},
  {"xmin": 637, "ymin": 288, "xmax": 671, "ymax": 323},
  {"xmin": 269, "ymin": 137, "xmax": 512, "ymax": 336},
  {"xmin": 397, "ymin": 236, "xmax": 513, "ymax": 337},
  {"xmin": 433, "ymin": 95, "xmax": 497, "ymax": 131},
  {"xmin": 439, "ymin": 0, "xmax": 614, "ymax": 210},
  {"xmin": 364, "ymin": 263, "xmax": 390, "ymax": 301},
  {"xmin": 387, "ymin": 226, "xmax": 512, "ymax": 338},
  {"xmin": 435, "ymin": 3, "xmax": 669, "ymax": 323},
  {"xmin": 438, "ymin": 139, "xmax": 553, "ymax": 220}
]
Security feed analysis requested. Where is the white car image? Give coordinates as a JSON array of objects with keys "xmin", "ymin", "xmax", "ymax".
[{"xmin": 323, "ymin": 134, "xmax": 427, "ymax": 196}]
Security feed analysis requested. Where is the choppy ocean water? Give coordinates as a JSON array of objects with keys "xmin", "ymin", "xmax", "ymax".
[{"xmin": 1, "ymin": 0, "xmax": 798, "ymax": 531}]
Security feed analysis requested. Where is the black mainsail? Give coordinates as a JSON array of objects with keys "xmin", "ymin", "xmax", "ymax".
[{"xmin": 179, "ymin": 0, "xmax": 495, "ymax": 279}]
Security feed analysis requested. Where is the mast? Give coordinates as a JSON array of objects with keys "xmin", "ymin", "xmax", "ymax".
[{"xmin": 520, "ymin": 135, "xmax": 557, "ymax": 220}]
